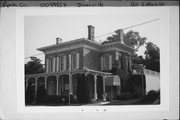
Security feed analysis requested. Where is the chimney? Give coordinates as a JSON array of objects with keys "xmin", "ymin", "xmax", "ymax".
[
  {"xmin": 116, "ymin": 29, "xmax": 124, "ymax": 44},
  {"xmin": 56, "ymin": 37, "xmax": 62, "ymax": 44},
  {"xmin": 88, "ymin": 25, "xmax": 95, "ymax": 41}
]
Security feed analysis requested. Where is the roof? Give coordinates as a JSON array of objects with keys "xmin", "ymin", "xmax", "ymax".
[{"xmin": 37, "ymin": 38, "xmax": 136, "ymax": 53}]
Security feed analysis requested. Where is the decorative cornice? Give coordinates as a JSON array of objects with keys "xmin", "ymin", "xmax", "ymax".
[
  {"xmin": 37, "ymin": 38, "xmax": 136, "ymax": 55},
  {"xmin": 25, "ymin": 68, "xmax": 112, "ymax": 79}
]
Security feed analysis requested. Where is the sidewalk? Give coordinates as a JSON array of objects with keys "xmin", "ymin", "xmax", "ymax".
[
  {"xmin": 82, "ymin": 101, "xmax": 110, "ymax": 106},
  {"xmin": 27, "ymin": 99, "xmax": 143, "ymax": 106},
  {"xmin": 102, "ymin": 99, "xmax": 142, "ymax": 105}
]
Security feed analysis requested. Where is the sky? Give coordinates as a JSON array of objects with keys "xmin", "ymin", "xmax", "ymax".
[{"xmin": 24, "ymin": 7, "xmax": 164, "ymax": 64}]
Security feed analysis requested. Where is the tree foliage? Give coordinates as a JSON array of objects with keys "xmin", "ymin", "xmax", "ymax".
[
  {"xmin": 132, "ymin": 42, "xmax": 160, "ymax": 72},
  {"xmin": 124, "ymin": 30, "xmax": 147, "ymax": 49},
  {"xmin": 102, "ymin": 30, "xmax": 147, "ymax": 49},
  {"xmin": 144, "ymin": 42, "xmax": 160, "ymax": 60},
  {"xmin": 144, "ymin": 42, "xmax": 160, "ymax": 72},
  {"xmin": 25, "ymin": 57, "xmax": 45, "ymax": 75}
]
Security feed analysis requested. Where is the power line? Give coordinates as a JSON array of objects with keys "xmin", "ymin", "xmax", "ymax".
[
  {"xmin": 95, "ymin": 18, "xmax": 160, "ymax": 39},
  {"xmin": 95, "ymin": 31, "xmax": 115, "ymax": 38},
  {"xmin": 25, "ymin": 18, "xmax": 160, "ymax": 58},
  {"xmin": 24, "ymin": 53, "xmax": 44, "ymax": 59},
  {"xmin": 122, "ymin": 18, "xmax": 160, "ymax": 30}
]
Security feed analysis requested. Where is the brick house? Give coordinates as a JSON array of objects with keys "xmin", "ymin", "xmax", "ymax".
[{"xmin": 25, "ymin": 25, "xmax": 136, "ymax": 103}]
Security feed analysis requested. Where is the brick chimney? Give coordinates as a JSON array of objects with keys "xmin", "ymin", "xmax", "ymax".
[
  {"xmin": 56, "ymin": 37, "xmax": 62, "ymax": 44},
  {"xmin": 88, "ymin": 25, "xmax": 95, "ymax": 41},
  {"xmin": 116, "ymin": 29, "xmax": 124, "ymax": 44}
]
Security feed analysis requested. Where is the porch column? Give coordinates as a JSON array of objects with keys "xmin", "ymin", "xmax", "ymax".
[
  {"xmin": 102, "ymin": 76, "xmax": 106, "ymax": 101},
  {"xmin": 69, "ymin": 73, "xmax": 73, "ymax": 94},
  {"xmin": 25, "ymin": 78, "xmax": 29, "ymax": 90},
  {"xmin": 94, "ymin": 74, "xmax": 97, "ymax": 100},
  {"xmin": 56, "ymin": 75, "xmax": 59, "ymax": 95},
  {"xmin": 35, "ymin": 77, "xmax": 38, "ymax": 97},
  {"xmin": 45, "ymin": 76, "xmax": 47, "ymax": 89}
]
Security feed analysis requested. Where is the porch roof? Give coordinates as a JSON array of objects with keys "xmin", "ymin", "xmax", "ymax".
[{"xmin": 25, "ymin": 68, "xmax": 112, "ymax": 79}]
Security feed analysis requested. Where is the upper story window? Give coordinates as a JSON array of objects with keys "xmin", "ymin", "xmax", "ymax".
[
  {"xmin": 116, "ymin": 52, "xmax": 123, "ymax": 70},
  {"xmin": 59, "ymin": 55, "xmax": 66, "ymax": 71},
  {"xmin": 72, "ymin": 54, "xmax": 77, "ymax": 69},
  {"xmin": 101, "ymin": 54, "xmax": 112, "ymax": 71},
  {"xmin": 46, "ymin": 55, "xmax": 67, "ymax": 73},
  {"xmin": 71, "ymin": 53, "xmax": 79, "ymax": 70}
]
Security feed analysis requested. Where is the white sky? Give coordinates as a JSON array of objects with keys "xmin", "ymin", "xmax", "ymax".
[{"xmin": 24, "ymin": 7, "xmax": 164, "ymax": 64}]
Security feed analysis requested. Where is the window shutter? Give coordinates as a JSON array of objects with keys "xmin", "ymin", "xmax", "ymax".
[
  {"xmin": 69, "ymin": 54, "xmax": 71, "ymax": 70},
  {"xmin": 63, "ymin": 55, "xmax": 66, "ymax": 70},
  {"xmin": 76, "ymin": 53, "xmax": 79, "ymax": 69},
  {"xmin": 56, "ymin": 56, "xmax": 59, "ymax": 72},
  {"xmin": 109, "ymin": 55, "xmax": 112, "ymax": 70},
  {"xmin": 46, "ymin": 58, "xmax": 49, "ymax": 73},
  {"xmin": 101, "ymin": 57, "xmax": 103, "ymax": 71}
]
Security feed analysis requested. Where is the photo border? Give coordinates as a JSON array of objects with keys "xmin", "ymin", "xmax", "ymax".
[{"xmin": 16, "ymin": 7, "xmax": 170, "ymax": 113}]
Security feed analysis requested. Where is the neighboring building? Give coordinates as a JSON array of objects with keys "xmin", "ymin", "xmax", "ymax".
[
  {"xmin": 131, "ymin": 64, "xmax": 160, "ymax": 96},
  {"xmin": 25, "ymin": 25, "xmax": 136, "ymax": 103}
]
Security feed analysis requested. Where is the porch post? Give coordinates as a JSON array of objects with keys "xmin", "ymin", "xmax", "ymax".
[
  {"xmin": 94, "ymin": 74, "xmax": 97, "ymax": 100},
  {"xmin": 25, "ymin": 78, "xmax": 29, "ymax": 91},
  {"xmin": 69, "ymin": 73, "xmax": 72, "ymax": 94},
  {"xmin": 45, "ymin": 76, "xmax": 47, "ymax": 89},
  {"xmin": 102, "ymin": 76, "xmax": 106, "ymax": 101},
  {"xmin": 68, "ymin": 73, "xmax": 72, "ymax": 105},
  {"xmin": 35, "ymin": 77, "xmax": 38, "ymax": 97},
  {"xmin": 56, "ymin": 75, "xmax": 59, "ymax": 95}
]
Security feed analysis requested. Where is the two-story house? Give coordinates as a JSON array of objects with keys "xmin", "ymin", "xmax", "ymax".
[{"xmin": 25, "ymin": 25, "xmax": 136, "ymax": 103}]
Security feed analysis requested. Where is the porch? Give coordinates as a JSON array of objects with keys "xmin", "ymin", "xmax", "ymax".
[{"xmin": 25, "ymin": 68, "xmax": 121, "ymax": 104}]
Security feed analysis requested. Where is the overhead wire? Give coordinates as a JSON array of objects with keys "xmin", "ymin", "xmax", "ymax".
[
  {"xmin": 25, "ymin": 18, "xmax": 160, "ymax": 59},
  {"xmin": 24, "ymin": 53, "xmax": 44, "ymax": 59},
  {"xmin": 95, "ymin": 18, "xmax": 160, "ymax": 39}
]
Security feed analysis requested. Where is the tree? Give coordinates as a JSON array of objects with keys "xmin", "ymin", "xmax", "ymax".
[
  {"xmin": 102, "ymin": 30, "xmax": 147, "ymax": 49},
  {"xmin": 124, "ymin": 30, "xmax": 147, "ymax": 49},
  {"xmin": 132, "ymin": 54, "xmax": 145, "ymax": 65},
  {"xmin": 144, "ymin": 42, "xmax": 160, "ymax": 60},
  {"xmin": 25, "ymin": 57, "xmax": 45, "ymax": 75},
  {"xmin": 144, "ymin": 42, "xmax": 160, "ymax": 72}
]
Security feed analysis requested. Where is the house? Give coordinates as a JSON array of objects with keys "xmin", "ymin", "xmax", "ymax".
[{"xmin": 25, "ymin": 25, "xmax": 136, "ymax": 103}]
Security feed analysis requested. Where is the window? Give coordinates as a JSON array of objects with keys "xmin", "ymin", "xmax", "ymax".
[
  {"xmin": 46, "ymin": 58, "xmax": 49, "ymax": 73},
  {"xmin": 109, "ymin": 55, "xmax": 112, "ymax": 70},
  {"xmin": 101, "ymin": 54, "xmax": 112, "ymax": 71},
  {"xmin": 71, "ymin": 53, "xmax": 79, "ymax": 70},
  {"xmin": 49, "ymin": 58, "xmax": 53, "ymax": 72},
  {"xmin": 72, "ymin": 54, "xmax": 77, "ymax": 69},
  {"xmin": 56, "ymin": 56, "xmax": 59, "ymax": 72},
  {"xmin": 59, "ymin": 55, "xmax": 66, "ymax": 71},
  {"xmin": 101, "ymin": 57, "xmax": 103, "ymax": 71},
  {"xmin": 120, "ymin": 54, "xmax": 123, "ymax": 70},
  {"xmin": 52, "ymin": 57, "xmax": 56, "ymax": 72}
]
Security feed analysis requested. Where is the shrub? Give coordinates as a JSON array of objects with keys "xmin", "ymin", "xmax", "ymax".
[
  {"xmin": 142, "ymin": 90, "xmax": 160, "ymax": 102},
  {"xmin": 25, "ymin": 85, "xmax": 35, "ymax": 104},
  {"xmin": 117, "ymin": 92, "xmax": 133, "ymax": 100},
  {"xmin": 40, "ymin": 95, "xmax": 60, "ymax": 104},
  {"xmin": 38, "ymin": 95, "xmax": 76, "ymax": 105},
  {"xmin": 36, "ymin": 85, "xmax": 46, "ymax": 104},
  {"xmin": 76, "ymin": 74, "xmax": 92, "ymax": 103}
]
